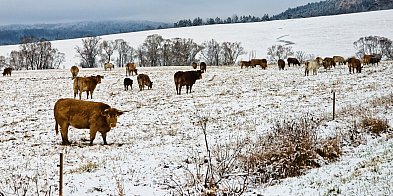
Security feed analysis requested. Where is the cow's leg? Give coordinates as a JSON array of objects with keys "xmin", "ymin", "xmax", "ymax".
[
  {"xmin": 60, "ymin": 123, "xmax": 71, "ymax": 145},
  {"xmin": 86, "ymin": 91, "xmax": 89, "ymax": 99},
  {"xmin": 90, "ymin": 90, "xmax": 94, "ymax": 99},
  {"xmin": 101, "ymin": 132, "xmax": 108, "ymax": 145},
  {"xmin": 189, "ymin": 85, "xmax": 193, "ymax": 93},
  {"xmin": 89, "ymin": 129, "xmax": 98, "ymax": 146},
  {"xmin": 79, "ymin": 90, "xmax": 82, "ymax": 100}
]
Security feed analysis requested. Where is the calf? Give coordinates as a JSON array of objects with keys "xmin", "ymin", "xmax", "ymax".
[
  {"xmin": 73, "ymin": 75, "xmax": 104, "ymax": 99},
  {"xmin": 278, "ymin": 59, "xmax": 285, "ymax": 70},
  {"xmin": 126, "ymin": 63, "xmax": 138, "ymax": 76},
  {"xmin": 2, "ymin": 67, "xmax": 12, "ymax": 76},
  {"xmin": 70, "ymin": 66, "xmax": 79, "ymax": 79},
  {"xmin": 240, "ymin": 61, "xmax": 251, "ymax": 69},
  {"xmin": 124, "ymin": 78, "xmax": 133, "ymax": 91},
  {"xmin": 137, "ymin": 74, "xmax": 153, "ymax": 91},
  {"xmin": 200, "ymin": 62, "xmax": 207, "ymax": 72},
  {"xmin": 104, "ymin": 63, "xmax": 114, "ymax": 71},
  {"xmin": 54, "ymin": 98, "xmax": 124, "ymax": 145},
  {"xmin": 174, "ymin": 70, "xmax": 203, "ymax": 95}
]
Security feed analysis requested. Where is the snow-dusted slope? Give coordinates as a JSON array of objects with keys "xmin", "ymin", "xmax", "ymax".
[
  {"xmin": 0, "ymin": 10, "xmax": 393, "ymax": 195},
  {"xmin": 1, "ymin": 10, "xmax": 393, "ymax": 68}
]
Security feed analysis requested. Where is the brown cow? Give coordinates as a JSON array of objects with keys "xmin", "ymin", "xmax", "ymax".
[
  {"xmin": 287, "ymin": 57, "xmax": 301, "ymax": 67},
  {"xmin": 333, "ymin": 56, "xmax": 346, "ymax": 65},
  {"xmin": 347, "ymin": 57, "xmax": 362, "ymax": 74},
  {"xmin": 174, "ymin": 70, "xmax": 203, "ymax": 95},
  {"xmin": 124, "ymin": 78, "xmax": 133, "ymax": 91},
  {"xmin": 191, "ymin": 62, "xmax": 198, "ymax": 69},
  {"xmin": 2, "ymin": 67, "xmax": 12, "ymax": 76},
  {"xmin": 70, "ymin": 66, "xmax": 79, "ymax": 79},
  {"xmin": 240, "ymin": 61, "xmax": 251, "ymax": 69},
  {"xmin": 278, "ymin": 59, "xmax": 285, "ymax": 70},
  {"xmin": 363, "ymin": 54, "xmax": 381, "ymax": 66},
  {"xmin": 323, "ymin": 57, "xmax": 336, "ymax": 69},
  {"xmin": 104, "ymin": 63, "xmax": 114, "ymax": 71},
  {"xmin": 73, "ymin": 75, "xmax": 104, "ymax": 99},
  {"xmin": 54, "ymin": 98, "xmax": 124, "ymax": 145},
  {"xmin": 137, "ymin": 74, "xmax": 153, "ymax": 91},
  {"xmin": 125, "ymin": 63, "xmax": 138, "ymax": 76},
  {"xmin": 200, "ymin": 62, "xmax": 207, "ymax": 72},
  {"xmin": 251, "ymin": 59, "xmax": 268, "ymax": 69}
]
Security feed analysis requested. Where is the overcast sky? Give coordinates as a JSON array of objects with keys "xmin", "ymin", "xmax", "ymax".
[{"xmin": 0, "ymin": 0, "xmax": 320, "ymax": 25}]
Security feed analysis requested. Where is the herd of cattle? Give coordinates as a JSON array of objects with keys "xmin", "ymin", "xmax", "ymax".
[
  {"xmin": 239, "ymin": 54, "xmax": 382, "ymax": 76},
  {"xmin": 1, "ymin": 54, "xmax": 383, "ymax": 146}
]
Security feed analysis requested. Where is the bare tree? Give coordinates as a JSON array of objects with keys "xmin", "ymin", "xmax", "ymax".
[
  {"xmin": 136, "ymin": 46, "xmax": 147, "ymax": 67},
  {"xmin": 201, "ymin": 39, "xmax": 220, "ymax": 66},
  {"xmin": 160, "ymin": 39, "xmax": 172, "ymax": 66},
  {"xmin": 75, "ymin": 36, "xmax": 102, "ymax": 68},
  {"xmin": 267, "ymin": 44, "xmax": 294, "ymax": 63},
  {"xmin": 220, "ymin": 41, "xmax": 246, "ymax": 65},
  {"xmin": 114, "ymin": 39, "xmax": 133, "ymax": 67},
  {"xmin": 143, "ymin": 34, "xmax": 164, "ymax": 66},
  {"xmin": 354, "ymin": 36, "xmax": 393, "ymax": 59},
  {"xmin": 170, "ymin": 38, "xmax": 202, "ymax": 66},
  {"xmin": 100, "ymin": 40, "xmax": 116, "ymax": 64}
]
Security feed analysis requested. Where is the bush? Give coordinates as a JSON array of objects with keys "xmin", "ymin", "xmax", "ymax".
[
  {"xmin": 361, "ymin": 117, "xmax": 390, "ymax": 135},
  {"xmin": 239, "ymin": 117, "xmax": 322, "ymax": 183}
]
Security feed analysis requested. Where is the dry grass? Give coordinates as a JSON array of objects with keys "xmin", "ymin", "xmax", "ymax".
[
  {"xmin": 361, "ymin": 117, "xmax": 390, "ymax": 135},
  {"xmin": 239, "ymin": 117, "xmax": 324, "ymax": 183}
]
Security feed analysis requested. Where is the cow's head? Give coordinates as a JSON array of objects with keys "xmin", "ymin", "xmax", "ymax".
[
  {"xmin": 102, "ymin": 108, "xmax": 124, "ymax": 128},
  {"xmin": 196, "ymin": 70, "xmax": 203, "ymax": 79},
  {"xmin": 94, "ymin": 75, "xmax": 104, "ymax": 84},
  {"xmin": 148, "ymin": 81, "xmax": 153, "ymax": 89}
]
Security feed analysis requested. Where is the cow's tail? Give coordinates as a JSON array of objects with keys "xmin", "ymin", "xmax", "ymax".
[{"xmin": 55, "ymin": 119, "xmax": 59, "ymax": 135}]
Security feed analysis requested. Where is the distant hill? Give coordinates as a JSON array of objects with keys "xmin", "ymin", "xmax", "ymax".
[
  {"xmin": 272, "ymin": 0, "xmax": 393, "ymax": 20},
  {"xmin": 0, "ymin": 20, "xmax": 172, "ymax": 45}
]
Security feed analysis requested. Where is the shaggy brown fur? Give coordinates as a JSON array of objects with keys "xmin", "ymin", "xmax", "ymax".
[
  {"xmin": 125, "ymin": 63, "xmax": 138, "ymax": 76},
  {"xmin": 137, "ymin": 74, "xmax": 153, "ymax": 91},
  {"xmin": 70, "ymin": 66, "xmax": 79, "ymax": 79},
  {"xmin": 73, "ymin": 75, "xmax": 104, "ymax": 99},
  {"xmin": 104, "ymin": 63, "xmax": 114, "ymax": 71},
  {"xmin": 54, "ymin": 98, "xmax": 124, "ymax": 145},
  {"xmin": 347, "ymin": 57, "xmax": 362, "ymax": 74}
]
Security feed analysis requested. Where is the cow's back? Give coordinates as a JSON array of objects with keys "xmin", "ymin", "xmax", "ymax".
[{"xmin": 55, "ymin": 98, "xmax": 110, "ymax": 128}]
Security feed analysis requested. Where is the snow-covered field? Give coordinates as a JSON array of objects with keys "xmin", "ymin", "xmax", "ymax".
[{"xmin": 1, "ymin": 10, "xmax": 393, "ymax": 196}]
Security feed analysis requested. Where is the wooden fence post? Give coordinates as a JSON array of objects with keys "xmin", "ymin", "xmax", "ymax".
[
  {"xmin": 59, "ymin": 153, "xmax": 63, "ymax": 196},
  {"xmin": 333, "ymin": 91, "xmax": 336, "ymax": 120}
]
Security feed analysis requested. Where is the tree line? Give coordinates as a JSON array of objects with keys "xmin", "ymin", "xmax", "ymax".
[
  {"xmin": 174, "ymin": 14, "xmax": 270, "ymax": 27},
  {"xmin": 1, "ymin": 35, "xmax": 392, "ymax": 70},
  {"xmin": 75, "ymin": 34, "xmax": 246, "ymax": 68},
  {"xmin": 0, "ymin": 36, "xmax": 65, "ymax": 70}
]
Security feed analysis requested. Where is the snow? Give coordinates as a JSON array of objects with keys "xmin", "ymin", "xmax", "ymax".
[{"xmin": 0, "ymin": 10, "xmax": 393, "ymax": 195}]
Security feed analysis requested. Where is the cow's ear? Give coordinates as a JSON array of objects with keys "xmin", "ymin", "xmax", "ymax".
[
  {"xmin": 117, "ymin": 111, "xmax": 124, "ymax": 116},
  {"xmin": 102, "ymin": 109, "xmax": 109, "ymax": 116}
]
